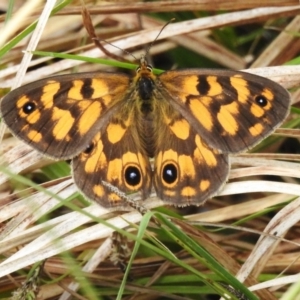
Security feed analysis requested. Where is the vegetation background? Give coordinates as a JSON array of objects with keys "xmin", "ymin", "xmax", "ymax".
[{"xmin": 0, "ymin": 0, "xmax": 300, "ymax": 299}]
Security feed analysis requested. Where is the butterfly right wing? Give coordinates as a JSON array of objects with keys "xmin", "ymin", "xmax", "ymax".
[
  {"xmin": 153, "ymin": 103, "xmax": 229, "ymax": 206},
  {"xmin": 158, "ymin": 69, "xmax": 290, "ymax": 153}
]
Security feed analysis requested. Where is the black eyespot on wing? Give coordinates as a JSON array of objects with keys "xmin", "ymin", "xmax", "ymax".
[
  {"xmin": 23, "ymin": 102, "xmax": 37, "ymax": 114},
  {"xmin": 125, "ymin": 166, "xmax": 141, "ymax": 187},
  {"xmin": 162, "ymin": 163, "xmax": 178, "ymax": 184},
  {"xmin": 255, "ymin": 95, "xmax": 268, "ymax": 107},
  {"xmin": 83, "ymin": 143, "xmax": 94, "ymax": 154}
]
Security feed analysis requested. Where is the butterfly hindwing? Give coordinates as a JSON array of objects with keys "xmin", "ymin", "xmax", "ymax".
[
  {"xmin": 72, "ymin": 112, "xmax": 152, "ymax": 209},
  {"xmin": 158, "ymin": 69, "xmax": 291, "ymax": 153},
  {"xmin": 1, "ymin": 72, "xmax": 131, "ymax": 159},
  {"xmin": 153, "ymin": 105, "xmax": 229, "ymax": 205}
]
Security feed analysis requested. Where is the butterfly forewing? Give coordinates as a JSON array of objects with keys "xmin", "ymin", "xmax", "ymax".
[
  {"xmin": 158, "ymin": 69, "xmax": 291, "ymax": 153},
  {"xmin": 1, "ymin": 72, "xmax": 131, "ymax": 159}
]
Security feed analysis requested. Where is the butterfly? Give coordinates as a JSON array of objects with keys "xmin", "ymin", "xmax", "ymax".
[{"xmin": 0, "ymin": 57, "xmax": 291, "ymax": 209}]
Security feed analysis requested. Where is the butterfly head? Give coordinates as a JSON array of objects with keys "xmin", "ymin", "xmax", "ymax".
[{"xmin": 136, "ymin": 56, "xmax": 154, "ymax": 76}]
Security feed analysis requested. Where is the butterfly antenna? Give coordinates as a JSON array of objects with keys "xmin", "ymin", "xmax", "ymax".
[
  {"xmin": 81, "ymin": 2, "xmax": 136, "ymax": 62},
  {"xmin": 100, "ymin": 19, "xmax": 175, "ymax": 62},
  {"xmin": 144, "ymin": 18, "xmax": 175, "ymax": 58},
  {"xmin": 95, "ymin": 38, "xmax": 137, "ymax": 61}
]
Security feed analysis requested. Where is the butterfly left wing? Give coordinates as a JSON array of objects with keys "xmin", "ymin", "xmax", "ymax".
[
  {"xmin": 1, "ymin": 72, "xmax": 151, "ymax": 209},
  {"xmin": 72, "ymin": 117, "xmax": 152, "ymax": 209},
  {"xmin": 153, "ymin": 110, "xmax": 229, "ymax": 206},
  {"xmin": 0, "ymin": 72, "xmax": 131, "ymax": 159}
]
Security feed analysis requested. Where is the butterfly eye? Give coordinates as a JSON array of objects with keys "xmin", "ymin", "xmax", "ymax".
[
  {"xmin": 22, "ymin": 101, "xmax": 36, "ymax": 114},
  {"xmin": 124, "ymin": 166, "xmax": 141, "ymax": 187},
  {"xmin": 162, "ymin": 163, "xmax": 178, "ymax": 184},
  {"xmin": 255, "ymin": 95, "xmax": 268, "ymax": 107}
]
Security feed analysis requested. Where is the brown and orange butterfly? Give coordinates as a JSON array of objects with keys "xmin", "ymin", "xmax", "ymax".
[{"xmin": 0, "ymin": 57, "xmax": 291, "ymax": 209}]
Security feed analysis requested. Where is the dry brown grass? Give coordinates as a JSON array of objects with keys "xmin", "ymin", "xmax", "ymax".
[{"xmin": 0, "ymin": 1, "xmax": 300, "ymax": 299}]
